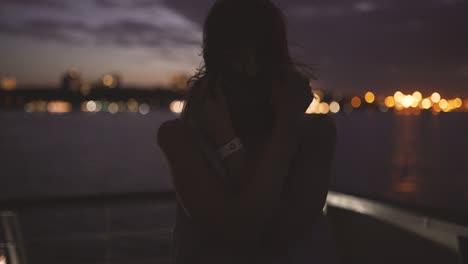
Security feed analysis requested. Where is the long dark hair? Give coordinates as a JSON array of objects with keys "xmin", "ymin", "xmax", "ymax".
[{"xmin": 182, "ymin": 0, "xmax": 313, "ymax": 149}]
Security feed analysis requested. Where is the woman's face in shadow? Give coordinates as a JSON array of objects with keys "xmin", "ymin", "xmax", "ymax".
[{"xmin": 230, "ymin": 47, "xmax": 258, "ymax": 77}]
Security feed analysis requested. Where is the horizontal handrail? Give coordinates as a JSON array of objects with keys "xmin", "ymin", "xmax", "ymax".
[
  {"xmin": 2, "ymin": 190, "xmax": 466, "ymax": 252},
  {"xmin": 25, "ymin": 227, "xmax": 173, "ymax": 242},
  {"xmin": 326, "ymin": 191, "xmax": 468, "ymax": 252},
  {"xmin": 0, "ymin": 191, "xmax": 175, "ymax": 210}
]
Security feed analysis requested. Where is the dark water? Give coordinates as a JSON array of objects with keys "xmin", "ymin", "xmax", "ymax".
[
  {"xmin": 1, "ymin": 111, "xmax": 467, "ymax": 214},
  {"xmin": 332, "ymin": 112, "xmax": 468, "ymax": 217},
  {"xmin": 1, "ymin": 111, "xmax": 467, "ymax": 263}
]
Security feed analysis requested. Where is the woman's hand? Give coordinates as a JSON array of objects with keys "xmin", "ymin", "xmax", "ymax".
[{"xmin": 193, "ymin": 78, "xmax": 236, "ymax": 146}]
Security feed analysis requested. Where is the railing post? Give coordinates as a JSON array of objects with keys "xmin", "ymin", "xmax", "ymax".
[
  {"xmin": 459, "ymin": 236, "xmax": 467, "ymax": 264},
  {"xmin": 1, "ymin": 212, "xmax": 20, "ymax": 264}
]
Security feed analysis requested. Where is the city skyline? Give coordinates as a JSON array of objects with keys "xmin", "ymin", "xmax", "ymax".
[{"xmin": 1, "ymin": 0, "xmax": 467, "ymax": 96}]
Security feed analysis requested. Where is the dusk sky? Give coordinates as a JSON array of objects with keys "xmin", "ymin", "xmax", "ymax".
[{"xmin": 0, "ymin": 0, "xmax": 467, "ymax": 96}]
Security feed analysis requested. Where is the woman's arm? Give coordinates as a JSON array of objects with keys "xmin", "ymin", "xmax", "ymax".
[
  {"xmin": 157, "ymin": 116, "xmax": 300, "ymax": 248},
  {"xmin": 263, "ymin": 115, "xmax": 337, "ymax": 249}
]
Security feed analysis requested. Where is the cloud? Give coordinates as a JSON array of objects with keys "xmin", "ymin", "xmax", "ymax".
[
  {"xmin": 0, "ymin": 18, "xmax": 201, "ymax": 48},
  {"xmin": 354, "ymin": 1, "xmax": 377, "ymax": 12},
  {"xmin": 0, "ymin": 0, "xmax": 67, "ymax": 9},
  {"xmin": 93, "ymin": 20, "xmax": 200, "ymax": 47},
  {"xmin": 0, "ymin": 20, "xmax": 88, "ymax": 43},
  {"xmin": 94, "ymin": 0, "xmax": 164, "ymax": 8}
]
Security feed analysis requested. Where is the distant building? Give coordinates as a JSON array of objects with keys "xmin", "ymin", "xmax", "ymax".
[{"xmin": 61, "ymin": 68, "xmax": 82, "ymax": 91}]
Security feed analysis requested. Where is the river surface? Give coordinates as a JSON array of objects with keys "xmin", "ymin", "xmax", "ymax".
[{"xmin": 1, "ymin": 111, "xmax": 467, "ymax": 215}]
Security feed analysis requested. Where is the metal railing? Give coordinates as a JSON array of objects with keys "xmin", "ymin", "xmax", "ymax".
[
  {"xmin": 1, "ymin": 191, "xmax": 466, "ymax": 263},
  {"xmin": 1, "ymin": 211, "xmax": 27, "ymax": 264},
  {"xmin": 325, "ymin": 191, "xmax": 468, "ymax": 263}
]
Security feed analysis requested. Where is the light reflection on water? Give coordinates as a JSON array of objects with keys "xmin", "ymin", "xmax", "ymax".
[
  {"xmin": 332, "ymin": 112, "xmax": 468, "ymax": 216},
  {"xmin": 389, "ymin": 115, "xmax": 423, "ymax": 196}
]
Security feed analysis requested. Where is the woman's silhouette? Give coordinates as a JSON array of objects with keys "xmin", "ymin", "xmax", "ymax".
[{"xmin": 158, "ymin": 0, "xmax": 337, "ymax": 263}]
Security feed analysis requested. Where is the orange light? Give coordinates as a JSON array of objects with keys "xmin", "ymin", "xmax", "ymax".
[
  {"xmin": 103, "ymin": 75, "xmax": 116, "ymax": 88},
  {"xmin": 351, "ymin": 97, "xmax": 362, "ymax": 108},
  {"xmin": 394, "ymin": 91, "xmax": 404, "ymax": 103},
  {"xmin": 319, "ymin": 102, "xmax": 330, "ymax": 114},
  {"xmin": 433, "ymin": 103, "xmax": 441, "ymax": 113},
  {"xmin": 401, "ymin": 95, "xmax": 415, "ymax": 108},
  {"xmin": 384, "ymin": 96, "xmax": 395, "ymax": 108},
  {"xmin": 454, "ymin": 98, "xmax": 462, "ymax": 108},
  {"xmin": 47, "ymin": 101, "xmax": 72, "ymax": 113},
  {"xmin": 439, "ymin": 99, "xmax": 448, "ymax": 110},
  {"xmin": 306, "ymin": 98, "xmax": 320, "ymax": 114},
  {"xmin": 421, "ymin": 98, "xmax": 431, "ymax": 109},
  {"xmin": 314, "ymin": 90, "xmax": 324, "ymax": 101},
  {"xmin": 1, "ymin": 77, "xmax": 16, "ymax": 90},
  {"xmin": 431, "ymin": 92, "xmax": 441, "ymax": 103},
  {"xmin": 412, "ymin": 91, "xmax": 422, "ymax": 102},
  {"xmin": 364, "ymin": 92, "xmax": 375, "ymax": 103}
]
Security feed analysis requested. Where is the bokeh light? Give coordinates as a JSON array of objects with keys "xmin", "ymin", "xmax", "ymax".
[
  {"xmin": 139, "ymin": 103, "xmax": 150, "ymax": 115},
  {"xmin": 86, "ymin": 101, "xmax": 97, "ymax": 112},
  {"xmin": 421, "ymin": 98, "xmax": 432, "ymax": 109},
  {"xmin": 306, "ymin": 98, "xmax": 320, "ymax": 114},
  {"xmin": 1, "ymin": 77, "xmax": 16, "ymax": 90},
  {"xmin": 439, "ymin": 99, "xmax": 448, "ymax": 110},
  {"xmin": 412, "ymin": 91, "xmax": 422, "ymax": 102},
  {"xmin": 318, "ymin": 102, "xmax": 330, "ymax": 114},
  {"xmin": 103, "ymin": 75, "xmax": 115, "ymax": 88},
  {"xmin": 47, "ymin": 101, "xmax": 71, "ymax": 113},
  {"xmin": 364, "ymin": 92, "xmax": 375, "ymax": 104},
  {"xmin": 329, "ymin": 101, "xmax": 340, "ymax": 113},
  {"xmin": 351, "ymin": 97, "xmax": 362, "ymax": 108},
  {"xmin": 170, "ymin": 100, "xmax": 185, "ymax": 114},
  {"xmin": 108, "ymin": 102, "xmax": 119, "ymax": 114},
  {"xmin": 127, "ymin": 99, "xmax": 139, "ymax": 112},
  {"xmin": 431, "ymin": 92, "xmax": 441, "ymax": 103},
  {"xmin": 401, "ymin": 95, "xmax": 415, "ymax": 108},
  {"xmin": 394, "ymin": 91, "xmax": 404, "ymax": 103},
  {"xmin": 454, "ymin": 98, "xmax": 462, "ymax": 108},
  {"xmin": 384, "ymin": 96, "xmax": 395, "ymax": 108}
]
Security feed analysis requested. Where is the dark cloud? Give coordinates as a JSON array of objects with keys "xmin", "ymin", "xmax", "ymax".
[
  {"xmin": 93, "ymin": 0, "xmax": 214, "ymax": 24},
  {"xmin": 0, "ymin": 19, "xmax": 200, "ymax": 48},
  {"xmin": 162, "ymin": 0, "xmax": 214, "ymax": 23},
  {"xmin": 0, "ymin": 0, "xmax": 67, "ymax": 9},
  {"xmin": 94, "ymin": 0, "xmax": 163, "ymax": 8},
  {"xmin": 93, "ymin": 20, "xmax": 200, "ymax": 47},
  {"xmin": 0, "ymin": 20, "xmax": 88, "ymax": 43}
]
